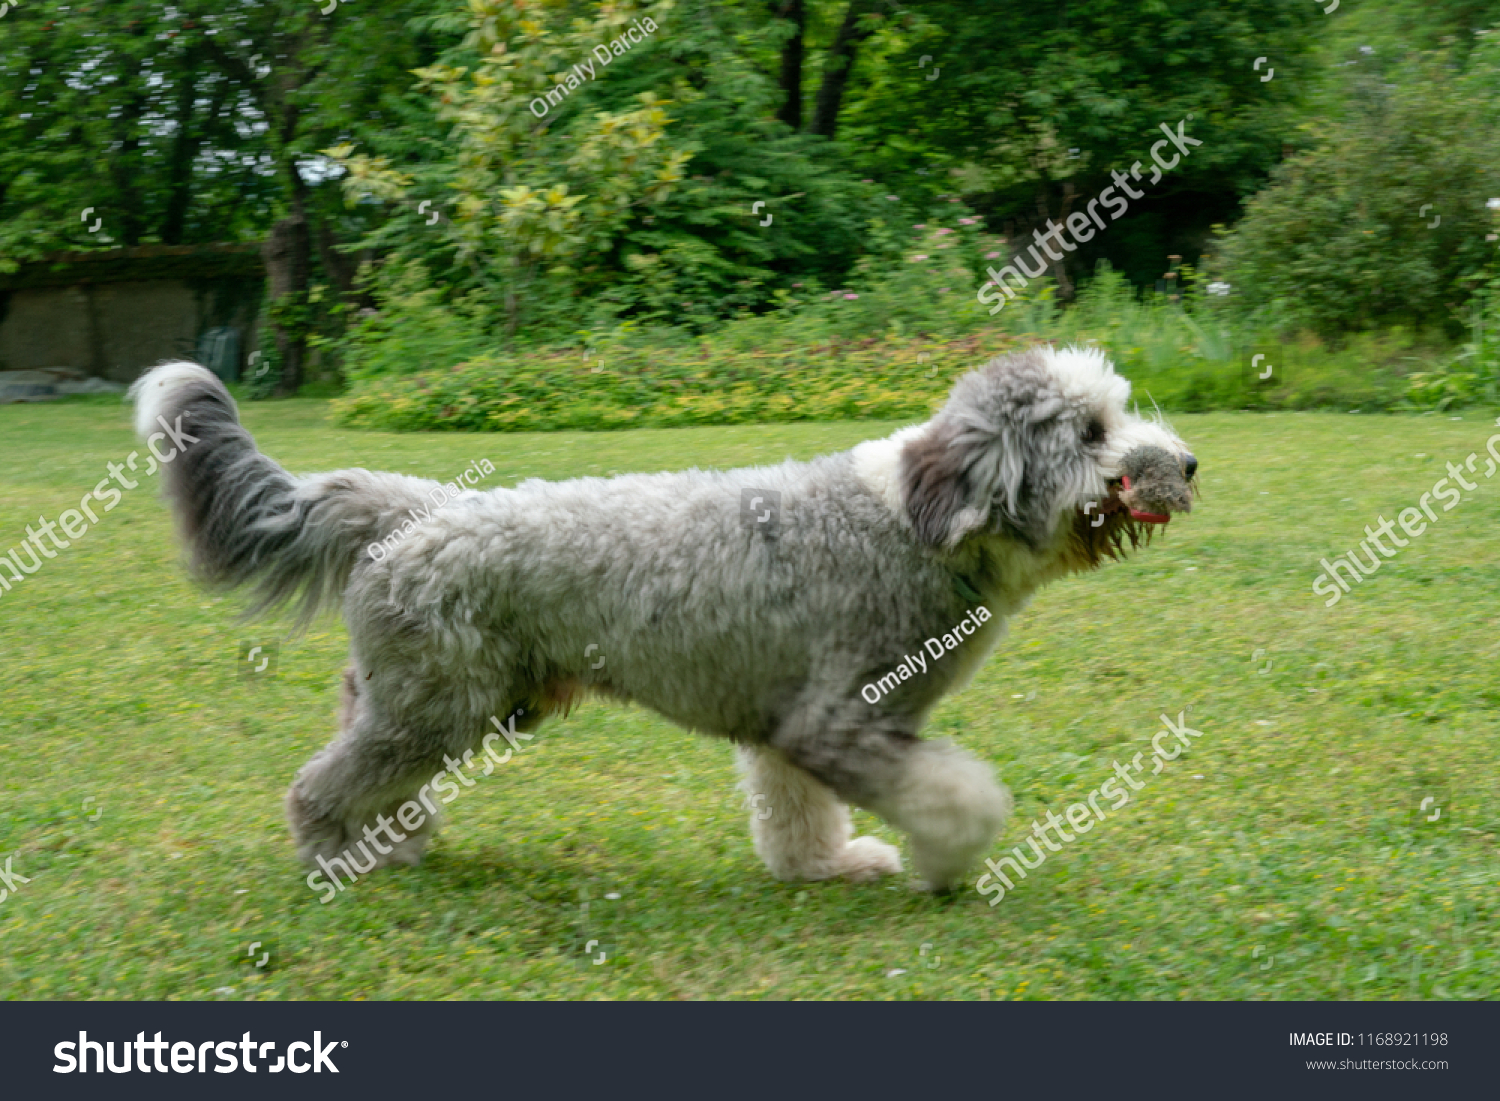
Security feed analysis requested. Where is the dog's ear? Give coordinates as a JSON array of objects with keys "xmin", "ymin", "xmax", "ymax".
[
  {"xmin": 993, "ymin": 473, "xmax": 1056, "ymax": 550},
  {"xmin": 900, "ymin": 411, "xmax": 1057, "ymax": 551},
  {"xmin": 901, "ymin": 417, "xmax": 1007, "ymax": 548},
  {"xmin": 989, "ymin": 403, "xmax": 1061, "ymax": 550}
]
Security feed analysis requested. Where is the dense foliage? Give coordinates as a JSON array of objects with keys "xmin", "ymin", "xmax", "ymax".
[
  {"xmin": 5, "ymin": 0, "xmax": 1500, "ymax": 413},
  {"xmin": 1213, "ymin": 37, "xmax": 1500, "ymax": 339},
  {"xmin": 330, "ymin": 263, "xmax": 1430, "ymax": 432}
]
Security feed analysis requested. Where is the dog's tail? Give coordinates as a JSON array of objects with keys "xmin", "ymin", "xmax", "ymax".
[{"xmin": 129, "ymin": 362, "xmax": 433, "ymax": 624}]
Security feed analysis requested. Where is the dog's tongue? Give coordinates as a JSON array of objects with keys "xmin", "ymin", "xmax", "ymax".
[{"xmin": 1120, "ymin": 476, "xmax": 1170, "ymax": 524}]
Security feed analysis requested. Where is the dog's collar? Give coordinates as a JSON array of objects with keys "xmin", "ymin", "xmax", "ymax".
[{"xmin": 951, "ymin": 571, "xmax": 983, "ymax": 603}]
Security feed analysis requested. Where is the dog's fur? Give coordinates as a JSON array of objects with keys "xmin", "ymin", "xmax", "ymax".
[{"xmin": 129, "ymin": 345, "xmax": 1194, "ymax": 891}]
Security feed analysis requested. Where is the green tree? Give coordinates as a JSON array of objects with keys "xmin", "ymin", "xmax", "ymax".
[
  {"xmin": 0, "ymin": 0, "xmax": 452, "ymax": 393},
  {"xmin": 1217, "ymin": 43, "xmax": 1500, "ymax": 336},
  {"xmin": 332, "ymin": 0, "xmax": 691, "ymax": 336},
  {"xmin": 330, "ymin": 0, "xmax": 898, "ymax": 339},
  {"xmin": 0, "ymin": 0, "xmax": 274, "ymax": 264},
  {"xmin": 183, "ymin": 0, "xmax": 452, "ymax": 393},
  {"xmin": 824, "ymin": 0, "xmax": 1324, "ymax": 289}
]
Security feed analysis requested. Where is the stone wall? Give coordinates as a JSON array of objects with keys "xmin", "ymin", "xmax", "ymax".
[{"xmin": 0, "ymin": 245, "xmax": 263, "ymax": 382}]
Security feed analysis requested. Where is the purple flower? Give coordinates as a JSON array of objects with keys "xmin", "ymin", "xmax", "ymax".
[{"xmin": 844, "ymin": 293, "xmax": 859, "ymax": 299}]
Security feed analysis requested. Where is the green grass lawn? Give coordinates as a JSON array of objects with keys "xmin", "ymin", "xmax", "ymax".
[{"xmin": 1, "ymin": 396, "xmax": 1497, "ymax": 1000}]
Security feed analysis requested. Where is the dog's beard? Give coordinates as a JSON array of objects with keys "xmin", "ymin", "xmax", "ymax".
[
  {"xmin": 1064, "ymin": 503, "xmax": 1156, "ymax": 570},
  {"xmin": 1062, "ymin": 464, "xmax": 1199, "ymax": 570}
]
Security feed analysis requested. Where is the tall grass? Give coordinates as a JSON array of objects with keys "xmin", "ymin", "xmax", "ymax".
[{"xmin": 1010, "ymin": 265, "xmax": 1450, "ymax": 413}]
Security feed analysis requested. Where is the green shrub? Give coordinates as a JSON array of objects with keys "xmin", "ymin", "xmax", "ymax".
[
  {"xmin": 339, "ymin": 261, "xmax": 493, "ymax": 384},
  {"xmin": 1022, "ymin": 265, "xmax": 1431, "ymax": 413},
  {"xmin": 330, "ymin": 233, "xmax": 1466, "ymax": 434},
  {"xmin": 330, "ymin": 332, "xmax": 1011, "ymax": 432},
  {"xmin": 1406, "ymin": 273, "xmax": 1500, "ymax": 410},
  {"xmin": 1215, "ymin": 46, "xmax": 1500, "ymax": 338},
  {"xmin": 330, "ymin": 276, "xmax": 1446, "ymax": 432}
]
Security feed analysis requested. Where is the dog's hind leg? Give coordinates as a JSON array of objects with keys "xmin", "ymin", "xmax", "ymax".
[
  {"xmin": 772, "ymin": 713, "xmax": 1011, "ymax": 892},
  {"xmin": 735, "ymin": 745, "xmax": 903, "ymax": 883},
  {"xmin": 285, "ymin": 701, "xmax": 448, "ymax": 874}
]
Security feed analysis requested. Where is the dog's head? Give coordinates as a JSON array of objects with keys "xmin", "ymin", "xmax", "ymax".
[{"xmin": 899, "ymin": 345, "xmax": 1196, "ymax": 566}]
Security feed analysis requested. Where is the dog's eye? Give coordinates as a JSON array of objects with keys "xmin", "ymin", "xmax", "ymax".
[{"xmin": 1082, "ymin": 418, "xmax": 1105, "ymax": 445}]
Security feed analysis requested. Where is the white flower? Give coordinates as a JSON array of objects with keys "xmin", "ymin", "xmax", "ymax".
[
  {"xmin": 1487, "ymin": 198, "xmax": 1500, "ymax": 211},
  {"xmin": 1206, "ymin": 281, "xmax": 1232, "ymax": 296}
]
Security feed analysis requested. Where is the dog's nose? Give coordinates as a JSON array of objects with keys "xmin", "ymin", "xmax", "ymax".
[{"xmin": 1181, "ymin": 452, "xmax": 1198, "ymax": 480}]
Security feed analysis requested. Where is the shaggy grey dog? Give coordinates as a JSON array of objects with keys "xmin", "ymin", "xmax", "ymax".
[{"xmin": 129, "ymin": 345, "xmax": 1196, "ymax": 893}]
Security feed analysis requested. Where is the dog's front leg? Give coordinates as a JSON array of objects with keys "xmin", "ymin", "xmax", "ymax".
[
  {"xmin": 861, "ymin": 739, "xmax": 1013, "ymax": 892},
  {"xmin": 735, "ymin": 745, "xmax": 903, "ymax": 883},
  {"xmin": 770, "ymin": 708, "xmax": 1011, "ymax": 892}
]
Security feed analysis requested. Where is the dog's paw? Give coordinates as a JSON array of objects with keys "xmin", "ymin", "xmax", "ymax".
[
  {"xmin": 381, "ymin": 832, "xmax": 433, "ymax": 867},
  {"xmin": 911, "ymin": 855, "xmax": 983, "ymax": 894},
  {"xmin": 837, "ymin": 836, "xmax": 903, "ymax": 882},
  {"xmin": 914, "ymin": 875, "xmax": 959, "ymax": 894}
]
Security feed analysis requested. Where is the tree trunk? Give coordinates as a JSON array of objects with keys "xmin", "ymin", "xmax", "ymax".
[
  {"xmin": 108, "ymin": 84, "xmax": 151, "ymax": 246},
  {"xmin": 161, "ymin": 69, "xmax": 201, "ymax": 246},
  {"xmin": 108, "ymin": 22, "xmax": 151, "ymax": 246},
  {"xmin": 163, "ymin": 56, "xmax": 230, "ymax": 246},
  {"xmin": 1034, "ymin": 185, "xmax": 1076, "ymax": 300},
  {"xmin": 315, "ymin": 215, "xmax": 358, "ymax": 302},
  {"xmin": 262, "ymin": 213, "xmax": 310, "ymax": 396},
  {"xmin": 773, "ymin": 0, "xmax": 805, "ymax": 130},
  {"xmin": 809, "ymin": 1, "xmax": 873, "ymax": 140}
]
